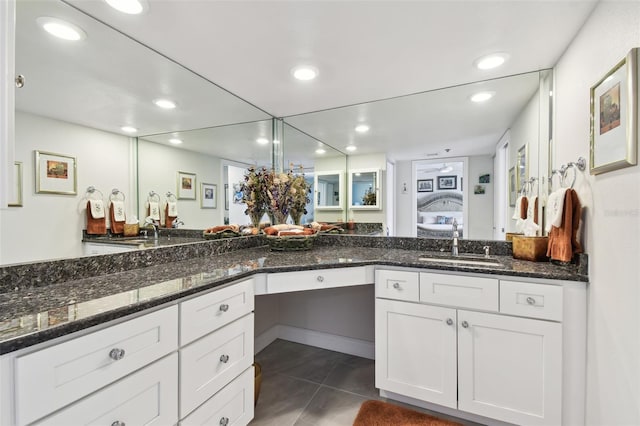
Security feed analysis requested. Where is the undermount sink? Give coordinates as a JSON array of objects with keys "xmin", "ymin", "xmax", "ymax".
[{"xmin": 418, "ymin": 254, "xmax": 503, "ymax": 267}]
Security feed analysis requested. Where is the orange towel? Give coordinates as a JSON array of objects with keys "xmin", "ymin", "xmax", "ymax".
[
  {"xmin": 86, "ymin": 200, "xmax": 107, "ymax": 235},
  {"xmin": 109, "ymin": 203, "xmax": 125, "ymax": 235},
  {"xmin": 164, "ymin": 204, "xmax": 176, "ymax": 228},
  {"xmin": 546, "ymin": 189, "xmax": 582, "ymax": 262},
  {"xmin": 520, "ymin": 196, "xmax": 528, "ymax": 220}
]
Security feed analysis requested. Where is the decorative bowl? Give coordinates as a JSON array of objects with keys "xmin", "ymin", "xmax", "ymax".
[
  {"xmin": 203, "ymin": 230, "xmax": 240, "ymax": 239},
  {"xmin": 266, "ymin": 234, "xmax": 316, "ymax": 251}
]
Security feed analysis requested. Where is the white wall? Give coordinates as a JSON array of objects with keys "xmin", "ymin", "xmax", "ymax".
[
  {"xmin": 467, "ymin": 155, "xmax": 494, "ymax": 240},
  {"xmin": 137, "ymin": 139, "xmax": 224, "ymax": 228},
  {"xmin": 553, "ymin": 3, "xmax": 640, "ymax": 425},
  {"xmin": 347, "ymin": 153, "xmax": 386, "ymax": 226},
  {"xmin": 0, "ymin": 112, "xmax": 133, "ymax": 265},
  {"xmin": 395, "ymin": 160, "xmax": 413, "ymax": 237}
]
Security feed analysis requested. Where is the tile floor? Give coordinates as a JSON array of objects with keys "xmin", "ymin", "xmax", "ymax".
[{"xmin": 251, "ymin": 339, "xmax": 483, "ymax": 426}]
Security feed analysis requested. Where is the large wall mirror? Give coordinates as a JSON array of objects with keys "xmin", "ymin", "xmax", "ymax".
[{"xmin": 2, "ymin": 0, "xmax": 272, "ymax": 265}]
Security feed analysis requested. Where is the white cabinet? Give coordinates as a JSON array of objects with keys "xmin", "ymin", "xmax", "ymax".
[{"xmin": 376, "ymin": 269, "xmax": 581, "ymax": 426}]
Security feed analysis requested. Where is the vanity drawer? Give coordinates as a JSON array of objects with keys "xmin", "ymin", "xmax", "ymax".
[
  {"xmin": 180, "ymin": 313, "xmax": 254, "ymax": 419},
  {"xmin": 181, "ymin": 366, "xmax": 254, "ymax": 426},
  {"xmin": 15, "ymin": 305, "xmax": 178, "ymax": 426},
  {"xmin": 34, "ymin": 353, "xmax": 178, "ymax": 426},
  {"xmin": 180, "ymin": 278, "xmax": 254, "ymax": 346},
  {"xmin": 419, "ymin": 273, "xmax": 498, "ymax": 311},
  {"xmin": 266, "ymin": 266, "xmax": 371, "ymax": 294},
  {"xmin": 500, "ymin": 280, "xmax": 563, "ymax": 321},
  {"xmin": 375, "ymin": 269, "xmax": 419, "ymax": 301}
]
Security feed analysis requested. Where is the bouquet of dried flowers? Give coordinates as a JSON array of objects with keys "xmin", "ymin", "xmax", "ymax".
[
  {"xmin": 362, "ymin": 187, "xmax": 377, "ymax": 205},
  {"xmin": 289, "ymin": 168, "xmax": 312, "ymax": 225},
  {"xmin": 240, "ymin": 166, "xmax": 269, "ymax": 227}
]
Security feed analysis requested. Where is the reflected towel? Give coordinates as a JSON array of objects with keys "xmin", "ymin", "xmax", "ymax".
[
  {"xmin": 111, "ymin": 201, "xmax": 126, "ymax": 222},
  {"xmin": 167, "ymin": 202, "xmax": 178, "ymax": 217},
  {"xmin": 88, "ymin": 199, "xmax": 105, "ymax": 219},
  {"xmin": 147, "ymin": 201, "xmax": 160, "ymax": 220},
  {"xmin": 526, "ymin": 196, "xmax": 538, "ymax": 225}
]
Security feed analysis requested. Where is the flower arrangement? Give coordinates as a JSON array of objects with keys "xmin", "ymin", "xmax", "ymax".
[
  {"xmin": 362, "ymin": 187, "xmax": 377, "ymax": 205},
  {"xmin": 240, "ymin": 166, "xmax": 270, "ymax": 227}
]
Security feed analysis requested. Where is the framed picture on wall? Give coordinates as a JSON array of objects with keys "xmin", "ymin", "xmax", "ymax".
[
  {"xmin": 200, "ymin": 183, "xmax": 217, "ymax": 209},
  {"xmin": 417, "ymin": 179, "xmax": 433, "ymax": 192},
  {"xmin": 590, "ymin": 47, "xmax": 638, "ymax": 175},
  {"xmin": 8, "ymin": 161, "xmax": 23, "ymax": 207},
  {"xmin": 516, "ymin": 144, "xmax": 527, "ymax": 193},
  {"xmin": 35, "ymin": 150, "xmax": 77, "ymax": 195},
  {"xmin": 177, "ymin": 171, "xmax": 196, "ymax": 199},
  {"xmin": 437, "ymin": 175, "xmax": 457, "ymax": 190},
  {"xmin": 224, "ymin": 184, "xmax": 229, "ymax": 210},
  {"xmin": 509, "ymin": 166, "xmax": 516, "ymax": 206}
]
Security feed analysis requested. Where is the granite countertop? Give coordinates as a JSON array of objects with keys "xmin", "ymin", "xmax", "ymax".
[{"xmin": 0, "ymin": 243, "xmax": 587, "ymax": 355}]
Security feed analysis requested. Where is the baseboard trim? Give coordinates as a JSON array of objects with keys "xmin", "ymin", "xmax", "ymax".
[{"xmin": 254, "ymin": 324, "xmax": 375, "ymax": 359}]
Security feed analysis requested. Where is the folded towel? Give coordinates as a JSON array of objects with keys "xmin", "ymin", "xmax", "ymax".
[
  {"xmin": 167, "ymin": 202, "xmax": 178, "ymax": 217},
  {"xmin": 547, "ymin": 188, "xmax": 582, "ymax": 262},
  {"xmin": 545, "ymin": 188, "xmax": 568, "ymax": 232},
  {"xmin": 88, "ymin": 199, "xmax": 105, "ymax": 219},
  {"xmin": 147, "ymin": 201, "xmax": 160, "ymax": 221},
  {"xmin": 86, "ymin": 200, "xmax": 107, "ymax": 235},
  {"xmin": 526, "ymin": 195, "xmax": 539, "ymax": 225},
  {"xmin": 164, "ymin": 203, "xmax": 177, "ymax": 229},
  {"xmin": 111, "ymin": 201, "xmax": 126, "ymax": 222}
]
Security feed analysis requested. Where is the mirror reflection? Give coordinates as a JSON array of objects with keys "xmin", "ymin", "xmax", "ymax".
[
  {"xmin": 349, "ymin": 169, "xmax": 380, "ymax": 210},
  {"xmin": 314, "ymin": 172, "xmax": 342, "ymax": 209}
]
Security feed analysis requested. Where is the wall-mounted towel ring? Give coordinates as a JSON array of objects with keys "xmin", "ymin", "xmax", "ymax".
[
  {"xmin": 166, "ymin": 191, "xmax": 178, "ymax": 202},
  {"xmin": 147, "ymin": 191, "xmax": 160, "ymax": 203},
  {"xmin": 548, "ymin": 170, "xmax": 562, "ymax": 190},
  {"xmin": 109, "ymin": 188, "xmax": 125, "ymax": 202},
  {"xmin": 85, "ymin": 186, "xmax": 104, "ymax": 200}
]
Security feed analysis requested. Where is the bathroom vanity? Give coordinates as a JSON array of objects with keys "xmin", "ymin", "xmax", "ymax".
[{"xmin": 0, "ymin": 236, "xmax": 587, "ymax": 426}]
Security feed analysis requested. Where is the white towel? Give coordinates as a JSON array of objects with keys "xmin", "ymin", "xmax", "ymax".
[
  {"xmin": 147, "ymin": 201, "xmax": 161, "ymax": 220},
  {"xmin": 526, "ymin": 195, "xmax": 537, "ymax": 220},
  {"xmin": 111, "ymin": 201, "xmax": 126, "ymax": 222},
  {"xmin": 512, "ymin": 196, "xmax": 524, "ymax": 220},
  {"xmin": 545, "ymin": 188, "xmax": 568, "ymax": 232},
  {"xmin": 167, "ymin": 202, "xmax": 178, "ymax": 217},
  {"xmin": 88, "ymin": 199, "xmax": 105, "ymax": 219}
]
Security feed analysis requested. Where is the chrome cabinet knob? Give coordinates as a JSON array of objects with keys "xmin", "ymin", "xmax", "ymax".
[
  {"xmin": 446, "ymin": 318, "xmax": 453, "ymax": 326},
  {"xmin": 526, "ymin": 297, "xmax": 536, "ymax": 305},
  {"xmin": 317, "ymin": 276, "xmax": 324, "ymax": 282},
  {"xmin": 109, "ymin": 348, "xmax": 126, "ymax": 361},
  {"xmin": 15, "ymin": 75, "xmax": 25, "ymax": 88},
  {"xmin": 219, "ymin": 417, "xmax": 229, "ymax": 426},
  {"xmin": 220, "ymin": 304, "xmax": 229, "ymax": 312},
  {"xmin": 392, "ymin": 282, "xmax": 400, "ymax": 289},
  {"xmin": 220, "ymin": 354, "xmax": 230, "ymax": 363},
  {"xmin": 111, "ymin": 421, "xmax": 125, "ymax": 426},
  {"xmin": 461, "ymin": 321, "xmax": 469, "ymax": 328}
]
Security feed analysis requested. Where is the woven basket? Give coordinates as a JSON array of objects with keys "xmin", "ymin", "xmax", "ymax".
[
  {"xmin": 266, "ymin": 234, "xmax": 316, "ymax": 251},
  {"xmin": 123, "ymin": 223, "xmax": 139, "ymax": 237},
  {"xmin": 512, "ymin": 236, "xmax": 549, "ymax": 262},
  {"xmin": 203, "ymin": 230, "xmax": 240, "ymax": 239}
]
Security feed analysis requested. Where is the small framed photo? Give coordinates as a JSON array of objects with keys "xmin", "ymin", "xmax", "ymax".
[
  {"xmin": 35, "ymin": 150, "xmax": 77, "ymax": 195},
  {"xmin": 509, "ymin": 166, "xmax": 516, "ymax": 206},
  {"xmin": 177, "ymin": 171, "xmax": 196, "ymax": 199},
  {"xmin": 437, "ymin": 175, "xmax": 457, "ymax": 190},
  {"xmin": 224, "ymin": 183, "xmax": 229, "ymax": 210},
  {"xmin": 590, "ymin": 48, "xmax": 638, "ymax": 175},
  {"xmin": 8, "ymin": 161, "xmax": 23, "ymax": 207},
  {"xmin": 474, "ymin": 185, "xmax": 486, "ymax": 195},
  {"xmin": 479, "ymin": 173, "xmax": 490, "ymax": 183},
  {"xmin": 417, "ymin": 179, "xmax": 433, "ymax": 192},
  {"xmin": 200, "ymin": 183, "xmax": 217, "ymax": 209}
]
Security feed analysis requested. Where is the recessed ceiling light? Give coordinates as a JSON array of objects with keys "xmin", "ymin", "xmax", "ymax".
[
  {"xmin": 474, "ymin": 53, "xmax": 509, "ymax": 70},
  {"xmin": 291, "ymin": 66, "xmax": 319, "ymax": 81},
  {"xmin": 345, "ymin": 145, "xmax": 357, "ymax": 152},
  {"xmin": 355, "ymin": 124, "xmax": 370, "ymax": 133},
  {"xmin": 169, "ymin": 138, "xmax": 182, "ymax": 145},
  {"xmin": 37, "ymin": 17, "xmax": 86, "ymax": 41},
  {"xmin": 470, "ymin": 91, "xmax": 495, "ymax": 103},
  {"xmin": 273, "ymin": 139, "xmax": 281, "ymax": 145},
  {"xmin": 154, "ymin": 99, "xmax": 176, "ymax": 109},
  {"xmin": 315, "ymin": 148, "xmax": 326, "ymax": 154},
  {"xmin": 256, "ymin": 138, "xmax": 269, "ymax": 145},
  {"xmin": 121, "ymin": 126, "xmax": 137, "ymax": 133},
  {"xmin": 104, "ymin": 0, "xmax": 147, "ymax": 14}
]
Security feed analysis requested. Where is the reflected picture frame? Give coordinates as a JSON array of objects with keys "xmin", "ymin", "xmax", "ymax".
[
  {"xmin": 8, "ymin": 161, "xmax": 23, "ymax": 207},
  {"xmin": 35, "ymin": 150, "xmax": 77, "ymax": 195},
  {"xmin": 177, "ymin": 171, "xmax": 196, "ymax": 200},
  {"xmin": 437, "ymin": 175, "xmax": 457, "ymax": 190},
  {"xmin": 417, "ymin": 179, "xmax": 433, "ymax": 192},
  {"xmin": 509, "ymin": 166, "xmax": 516, "ymax": 206},
  {"xmin": 224, "ymin": 183, "xmax": 229, "ymax": 210},
  {"xmin": 516, "ymin": 144, "xmax": 528, "ymax": 194},
  {"xmin": 590, "ymin": 48, "xmax": 638, "ymax": 175},
  {"xmin": 200, "ymin": 182, "xmax": 217, "ymax": 209}
]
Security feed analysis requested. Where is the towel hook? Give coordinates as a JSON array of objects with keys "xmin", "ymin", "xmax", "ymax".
[
  {"xmin": 147, "ymin": 191, "xmax": 160, "ymax": 203},
  {"xmin": 166, "ymin": 191, "xmax": 178, "ymax": 202},
  {"xmin": 85, "ymin": 186, "xmax": 104, "ymax": 200},
  {"xmin": 109, "ymin": 188, "xmax": 125, "ymax": 202}
]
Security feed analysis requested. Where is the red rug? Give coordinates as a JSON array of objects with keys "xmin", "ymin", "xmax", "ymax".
[{"xmin": 353, "ymin": 400, "xmax": 464, "ymax": 426}]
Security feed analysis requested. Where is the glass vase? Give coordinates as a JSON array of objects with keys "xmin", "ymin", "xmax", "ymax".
[
  {"xmin": 248, "ymin": 210, "xmax": 265, "ymax": 228},
  {"xmin": 290, "ymin": 209, "xmax": 303, "ymax": 225},
  {"xmin": 271, "ymin": 210, "xmax": 288, "ymax": 225}
]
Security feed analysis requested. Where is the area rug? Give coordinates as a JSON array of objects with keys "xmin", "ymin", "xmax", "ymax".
[{"xmin": 353, "ymin": 400, "xmax": 464, "ymax": 426}]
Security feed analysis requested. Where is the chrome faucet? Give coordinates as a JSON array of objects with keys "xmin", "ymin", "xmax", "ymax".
[
  {"xmin": 172, "ymin": 217, "xmax": 184, "ymax": 228},
  {"xmin": 451, "ymin": 219, "xmax": 459, "ymax": 256},
  {"xmin": 144, "ymin": 216, "xmax": 159, "ymax": 240}
]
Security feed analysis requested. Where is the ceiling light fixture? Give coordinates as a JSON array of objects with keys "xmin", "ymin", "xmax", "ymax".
[
  {"xmin": 315, "ymin": 148, "xmax": 326, "ymax": 154},
  {"xmin": 345, "ymin": 145, "xmax": 357, "ymax": 152},
  {"xmin": 37, "ymin": 17, "xmax": 86, "ymax": 41},
  {"xmin": 256, "ymin": 138, "xmax": 269, "ymax": 145},
  {"xmin": 104, "ymin": 0, "xmax": 147, "ymax": 14},
  {"xmin": 355, "ymin": 124, "xmax": 370, "ymax": 133},
  {"xmin": 474, "ymin": 53, "xmax": 509, "ymax": 70},
  {"xmin": 470, "ymin": 91, "xmax": 495, "ymax": 103},
  {"xmin": 291, "ymin": 65, "xmax": 319, "ymax": 81},
  {"xmin": 154, "ymin": 99, "xmax": 176, "ymax": 109},
  {"xmin": 169, "ymin": 138, "xmax": 182, "ymax": 145},
  {"xmin": 121, "ymin": 126, "xmax": 137, "ymax": 133},
  {"xmin": 440, "ymin": 164, "xmax": 453, "ymax": 173}
]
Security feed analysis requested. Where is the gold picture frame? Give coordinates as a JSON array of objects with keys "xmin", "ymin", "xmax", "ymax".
[
  {"xmin": 8, "ymin": 161, "xmax": 23, "ymax": 207},
  {"xmin": 35, "ymin": 150, "xmax": 77, "ymax": 195},
  {"xmin": 590, "ymin": 48, "xmax": 638, "ymax": 175},
  {"xmin": 516, "ymin": 144, "xmax": 528, "ymax": 194},
  {"xmin": 177, "ymin": 171, "xmax": 196, "ymax": 200}
]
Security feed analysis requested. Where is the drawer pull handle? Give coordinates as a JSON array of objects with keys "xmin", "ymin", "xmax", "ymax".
[
  {"xmin": 393, "ymin": 282, "xmax": 400, "ymax": 289},
  {"xmin": 220, "ymin": 354, "xmax": 230, "ymax": 363},
  {"xmin": 111, "ymin": 421, "xmax": 125, "ymax": 426},
  {"xmin": 526, "ymin": 297, "xmax": 536, "ymax": 305},
  {"xmin": 461, "ymin": 321, "xmax": 469, "ymax": 328},
  {"xmin": 317, "ymin": 276, "xmax": 324, "ymax": 282},
  {"xmin": 446, "ymin": 318, "xmax": 453, "ymax": 326},
  {"xmin": 220, "ymin": 417, "xmax": 229, "ymax": 426},
  {"xmin": 109, "ymin": 348, "xmax": 126, "ymax": 361},
  {"xmin": 220, "ymin": 304, "xmax": 230, "ymax": 312}
]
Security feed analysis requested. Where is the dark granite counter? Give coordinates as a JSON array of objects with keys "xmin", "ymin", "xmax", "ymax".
[{"xmin": 0, "ymin": 238, "xmax": 587, "ymax": 355}]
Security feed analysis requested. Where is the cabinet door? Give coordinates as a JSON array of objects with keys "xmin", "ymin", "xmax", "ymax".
[
  {"xmin": 457, "ymin": 310, "xmax": 562, "ymax": 426},
  {"xmin": 375, "ymin": 299, "xmax": 457, "ymax": 408}
]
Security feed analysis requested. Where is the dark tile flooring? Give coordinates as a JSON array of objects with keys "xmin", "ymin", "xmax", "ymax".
[{"xmin": 251, "ymin": 339, "xmax": 482, "ymax": 426}]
